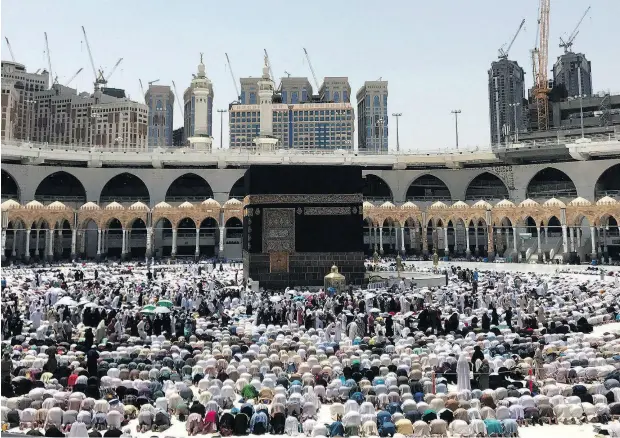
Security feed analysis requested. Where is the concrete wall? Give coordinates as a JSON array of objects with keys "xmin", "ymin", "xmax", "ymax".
[{"xmin": 2, "ymin": 158, "xmax": 619, "ymax": 207}]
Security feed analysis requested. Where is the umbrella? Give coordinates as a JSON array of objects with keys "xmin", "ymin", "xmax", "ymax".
[
  {"xmin": 154, "ymin": 306, "xmax": 171, "ymax": 314},
  {"xmin": 54, "ymin": 297, "xmax": 78, "ymax": 307},
  {"xmin": 157, "ymin": 299, "xmax": 173, "ymax": 308},
  {"xmin": 141, "ymin": 305, "xmax": 156, "ymax": 314}
]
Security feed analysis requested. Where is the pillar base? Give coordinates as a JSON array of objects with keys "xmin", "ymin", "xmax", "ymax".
[
  {"xmin": 465, "ymin": 250, "xmax": 471, "ymax": 260},
  {"xmin": 379, "ymin": 248, "xmax": 384, "ymax": 255},
  {"xmin": 487, "ymin": 251, "xmax": 495, "ymax": 262},
  {"xmin": 23, "ymin": 255, "xmax": 30, "ymax": 264},
  {"xmin": 96, "ymin": 253, "xmax": 102, "ymax": 261},
  {"xmin": 70, "ymin": 253, "xmax": 77, "ymax": 262},
  {"xmin": 121, "ymin": 252, "xmax": 129, "ymax": 261},
  {"xmin": 1, "ymin": 254, "xmax": 5, "ymax": 263}
]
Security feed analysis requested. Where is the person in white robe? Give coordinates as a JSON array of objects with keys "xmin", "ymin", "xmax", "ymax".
[{"xmin": 456, "ymin": 352, "xmax": 471, "ymax": 392}]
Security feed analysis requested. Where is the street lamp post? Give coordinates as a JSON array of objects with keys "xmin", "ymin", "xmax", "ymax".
[
  {"xmin": 509, "ymin": 102, "xmax": 521, "ymax": 142},
  {"xmin": 217, "ymin": 109, "xmax": 227, "ymax": 149},
  {"xmin": 450, "ymin": 109, "xmax": 461, "ymax": 149},
  {"xmin": 392, "ymin": 113, "xmax": 402, "ymax": 152}
]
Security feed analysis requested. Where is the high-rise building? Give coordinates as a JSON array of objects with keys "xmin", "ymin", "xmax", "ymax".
[
  {"xmin": 183, "ymin": 56, "xmax": 214, "ymax": 149},
  {"xmin": 1, "ymin": 79, "xmax": 19, "ymax": 141},
  {"xmin": 356, "ymin": 81, "xmax": 388, "ymax": 152},
  {"xmin": 30, "ymin": 84, "xmax": 148, "ymax": 150},
  {"xmin": 319, "ymin": 77, "xmax": 351, "ymax": 103},
  {"xmin": 280, "ymin": 77, "xmax": 313, "ymax": 104},
  {"xmin": 145, "ymin": 84, "xmax": 174, "ymax": 148},
  {"xmin": 488, "ymin": 59, "xmax": 526, "ymax": 144},
  {"xmin": 553, "ymin": 52, "xmax": 592, "ymax": 98},
  {"xmin": 239, "ymin": 78, "xmax": 258, "ymax": 104},
  {"xmin": 1, "ymin": 61, "xmax": 50, "ymax": 141}
]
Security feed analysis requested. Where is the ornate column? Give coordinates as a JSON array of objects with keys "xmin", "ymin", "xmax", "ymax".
[
  {"xmin": 43, "ymin": 229, "xmax": 50, "ymax": 259},
  {"xmin": 219, "ymin": 226, "xmax": 225, "ymax": 254},
  {"xmin": 562, "ymin": 224, "xmax": 568, "ymax": 254},
  {"xmin": 56, "ymin": 228, "xmax": 62, "ymax": 258},
  {"xmin": 195, "ymin": 227, "xmax": 200, "ymax": 258},
  {"xmin": 497, "ymin": 228, "xmax": 503, "ymax": 254},
  {"xmin": 48, "ymin": 229, "xmax": 55, "ymax": 259},
  {"xmin": 145, "ymin": 227, "xmax": 153, "ymax": 258},
  {"xmin": 34, "ymin": 229, "xmax": 40, "ymax": 257},
  {"xmin": 443, "ymin": 226, "xmax": 449, "ymax": 255},
  {"xmin": 512, "ymin": 226, "xmax": 518, "ymax": 251},
  {"xmin": 97, "ymin": 229, "xmax": 102, "ymax": 259},
  {"xmin": 400, "ymin": 225, "xmax": 405, "ymax": 254},
  {"xmin": 422, "ymin": 227, "xmax": 428, "ymax": 255},
  {"xmin": 590, "ymin": 226, "xmax": 597, "ymax": 260},
  {"xmin": 474, "ymin": 226, "xmax": 479, "ymax": 255},
  {"xmin": 465, "ymin": 225, "xmax": 471, "ymax": 257},
  {"xmin": 1, "ymin": 227, "xmax": 6, "ymax": 261},
  {"xmin": 24, "ymin": 228, "xmax": 31, "ymax": 262},
  {"xmin": 603, "ymin": 227, "xmax": 608, "ymax": 261},
  {"xmin": 121, "ymin": 228, "xmax": 128, "ymax": 260},
  {"xmin": 71, "ymin": 228, "xmax": 77, "ymax": 260},
  {"xmin": 487, "ymin": 225, "xmax": 495, "ymax": 260},
  {"xmin": 544, "ymin": 226, "xmax": 549, "ymax": 246},
  {"xmin": 378, "ymin": 226, "xmax": 384, "ymax": 254},
  {"xmin": 536, "ymin": 226, "xmax": 542, "ymax": 261},
  {"xmin": 171, "ymin": 228, "xmax": 178, "ymax": 257},
  {"xmin": 569, "ymin": 227, "xmax": 575, "ymax": 252}
]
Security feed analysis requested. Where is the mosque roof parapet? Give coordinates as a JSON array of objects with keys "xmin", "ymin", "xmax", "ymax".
[
  {"xmin": 104, "ymin": 201, "xmax": 124, "ymax": 210},
  {"xmin": 79, "ymin": 202, "xmax": 101, "ymax": 211}
]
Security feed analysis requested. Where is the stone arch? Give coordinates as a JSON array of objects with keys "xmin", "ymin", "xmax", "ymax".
[
  {"xmin": 153, "ymin": 217, "xmax": 173, "ymax": 257},
  {"xmin": 82, "ymin": 219, "xmax": 99, "ymax": 258},
  {"xmin": 128, "ymin": 218, "xmax": 147, "ymax": 258},
  {"xmin": 594, "ymin": 163, "xmax": 620, "ymax": 200},
  {"xmin": 225, "ymin": 217, "xmax": 242, "ymax": 240},
  {"xmin": 406, "ymin": 174, "xmax": 452, "ymax": 202},
  {"xmin": 465, "ymin": 172, "xmax": 509, "ymax": 201},
  {"xmin": 229, "ymin": 177, "xmax": 246, "ymax": 200},
  {"xmin": 166, "ymin": 173, "xmax": 214, "ymax": 202},
  {"xmin": 100, "ymin": 173, "xmax": 150, "ymax": 204},
  {"xmin": 34, "ymin": 171, "xmax": 86, "ymax": 207},
  {"xmin": 1, "ymin": 169, "xmax": 20, "ymax": 202},
  {"xmin": 526, "ymin": 167, "xmax": 577, "ymax": 200},
  {"xmin": 105, "ymin": 218, "xmax": 123, "ymax": 258},
  {"xmin": 363, "ymin": 174, "xmax": 393, "ymax": 202},
  {"xmin": 199, "ymin": 217, "xmax": 220, "ymax": 257},
  {"xmin": 176, "ymin": 217, "xmax": 197, "ymax": 255}
]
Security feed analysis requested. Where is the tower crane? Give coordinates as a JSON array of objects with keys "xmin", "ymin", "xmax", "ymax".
[
  {"xmin": 4, "ymin": 37, "xmax": 15, "ymax": 62},
  {"xmin": 105, "ymin": 58, "xmax": 123, "ymax": 82},
  {"xmin": 263, "ymin": 49, "xmax": 274, "ymax": 80},
  {"xmin": 533, "ymin": 0, "xmax": 551, "ymax": 131},
  {"xmin": 81, "ymin": 26, "xmax": 102, "ymax": 90},
  {"xmin": 559, "ymin": 6, "xmax": 591, "ymax": 53},
  {"xmin": 303, "ymin": 48, "xmax": 320, "ymax": 91},
  {"xmin": 148, "ymin": 79, "xmax": 159, "ymax": 86},
  {"xmin": 44, "ymin": 32, "xmax": 54, "ymax": 88},
  {"xmin": 498, "ymin": 19, "xmax": 525, "ymax": 59},
  {"xmin": 171, "ymin": 80, "xmax": 184, "ymax": 118},
  {"xmin": 65, "ymin": 68, "xmax": 83, "ymax": 87},
  {"xmin": 139, "ymin": 79, "xmax": 146, "ymax": 102},
  {"xmin": 225, "ymin": 53, "xmax": 241, "ymax": 100}
]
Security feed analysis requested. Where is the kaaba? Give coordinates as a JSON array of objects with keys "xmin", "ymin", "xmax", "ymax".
[{"xmin": 242, "ymin": 165, "xmax": 365, "ymax": 289}]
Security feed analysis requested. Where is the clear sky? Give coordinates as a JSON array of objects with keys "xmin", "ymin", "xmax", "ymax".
[{"xmin": 2, "ymin": 0, "xmax": 618, "ymax": 151}]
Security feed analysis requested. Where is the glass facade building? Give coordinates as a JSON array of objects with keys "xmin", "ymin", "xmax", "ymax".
[
  {"xmin": 229, "ymin": 103, "xmax": 354, "ymax": 150},
  {"xmin": 356, "ymin": 81, "xmax": 388, "ymax": 153}
]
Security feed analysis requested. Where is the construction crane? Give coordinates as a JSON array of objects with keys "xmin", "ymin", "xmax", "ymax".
[
  {"xmin": 559, "ymin": 6, "xmax": 591, "ymax": 53},
  {"xmin": 44, "ymin": 32, "xmax": 53, "ymax": 88},
  {"xmin": 65, "ymin": 68, "xmax": 83, "ymax": 87},
  {"xmin": 263, "ymin": 49, "xmax": 274, "ymax": 80},
  {"xmin": 139, "ymin": 79, "xmax": 146, "ymax": 102},
  {"xmin": 284, "ymin": 71, "xmax": 292, "ymax": 78},
  {"xmin": 4, "ymin": 37, "xmax": 15, "ymax": 62},
  {"xmin": 498, "ymin": 19, "xmax": 526, "ymax": 59},
  {"xmin": 148, "ymin": 79, "xmax": 159, "ymax": 86},
  {"xmin": 533, "ymin": 0, "xmax": 551, "ymax": 131},
  {"xmin": 81, "ymin": 26, "xmax": 101, "ymax": 90},
  {"xmin": 104, "ymin": 58, "xmax": 123, "ymax": 82},
  {"xmin": 225, "ymin": 53, "xmax": 241, "ymax": 100},
  {"xmin": 171, "ymin": 80, "xmax": 184, "ymax": 118},
  {"xmin": 303, "ymin": 48, "xmax": 320, "ymax": 91}
]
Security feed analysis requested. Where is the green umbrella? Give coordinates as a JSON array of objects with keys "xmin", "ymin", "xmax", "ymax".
[
  {"xmin": 157, "ymin": 299, "xmax": 173, "ymax": 308},
  {"xmin": 141, "ymin": 305, "xmax": 156, "ymax": 314}
]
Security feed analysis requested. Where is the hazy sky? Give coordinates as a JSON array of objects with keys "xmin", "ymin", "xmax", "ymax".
[{"xmin": 2, "ymin": 0, "xmax": 618, "ymax": 151}]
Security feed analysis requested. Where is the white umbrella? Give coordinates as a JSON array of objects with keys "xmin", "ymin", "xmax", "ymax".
[
  {"xmin": 154, "ymin": 306, "xmax": 171, "ymax": 314},
  {"xmin": 54, "ymin": 296, "xmax": 78, "ymax": 307}
]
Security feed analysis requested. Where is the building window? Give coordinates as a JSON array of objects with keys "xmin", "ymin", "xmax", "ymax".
[
  {"xmin": 333, "ymin": 91, "xmax": 340, "ymax": 103},
  {"xmin": 373, "ymin": 95, "xmax": 380, "ymax": 107},
  {"xmin": 292, "ymin": 91, "xmax": 299, "ymax": 104}
]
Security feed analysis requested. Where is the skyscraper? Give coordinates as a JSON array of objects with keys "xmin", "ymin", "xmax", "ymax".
[
  {"xmin": 239, "ymin": 78, "xmax": 258, "ymax": 104},
  {"xmin": 488, "ymin": 59, "xmax": 526, "ymax": 145},
  {"xmin": 145, "ymin": 84, "xmax": 174, "ymax": 148},
  {"xmin": 356, "ymin": 81, "xmax": 388, "ymax": 153},
  {"xmin": 183, "ymin": 56, "xmax": 214, "ymax": 149},
  {"xmin": 553, "ymin": 52, "xmax": 592, "ymax": 98}
]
